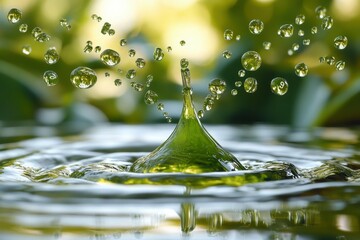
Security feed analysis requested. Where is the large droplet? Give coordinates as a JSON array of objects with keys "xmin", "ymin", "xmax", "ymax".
[
  {"xmin": 144, "ymin": 90, "xmax": 159, "ymax": 104},
  {"xmin": 241, "ymin": 51, "xmax": 262, "ymax": 71},
  {"xmin": 244, "ymin": 77, "xmax": 257, "ymax": 93},
  {"xmin": 43, "ymin": 70, "xmax": 59, "ymax": 86},
  {"xmin": 321, "ymin": 16, "xmax": 333, "ymax": 30},
  {"xmin": 100, "ymin": 49, "xmax": 120, "ymax": 66},
  {"xmin": 277, "ymin": 24, "xmax": 294, "ymax": 38},
  {"xmin": 294, "ymin": 63, "xmax": 308, "ymax": 77},
  {"xmin": 270, "ymin": 77, "xmax": 288, "ymax": 95},
  {"xmin": 334, "ymin": 35, "xmax": 348, "ymax": 50},
  {"xmin": 135, "ymin": 58, "xmax": 146, "ymax": 68},
  {"xmin": 223, "ymin": 29, "xmax": 233, "ymax": 40},
  {"xmin": 248, "ymin": 19, "xmax": 264, "ymax": 34},
  {"xmin": 209, "ymin": 79, "xmax": 226, "ymax": 95},
  {"xmin": 44, "ymin": 47, "xmax": 59, "ymax": 65},
  {"xmin": 153, "ymin": 48, "xmax": 164, "ymax": 61},
  {"xmin": 7, "ymin": 8, "xmax": 22, "ymax": 23},
  {"xmin": 315, "ymin": 6, "xmax": 327, "ymax": 19},
  {"xmin": 70, "ymin": 66, "xmax": 97, "ymax": 89}
]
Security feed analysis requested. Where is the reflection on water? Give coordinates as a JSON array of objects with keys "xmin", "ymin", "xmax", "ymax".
[{"xmin": 0, "ymin": 124, "xmax": 360, "ymax": 239}]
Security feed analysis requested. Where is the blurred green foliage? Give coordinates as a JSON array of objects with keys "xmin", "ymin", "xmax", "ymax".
[{"xmin": 0, "ymin": 0, "xmax": 359, "ymax": 127}]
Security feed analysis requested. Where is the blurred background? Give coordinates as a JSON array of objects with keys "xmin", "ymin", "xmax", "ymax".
[{"xmin": 0, "ymin": 0, "xmax": 359, "ymax": 130}]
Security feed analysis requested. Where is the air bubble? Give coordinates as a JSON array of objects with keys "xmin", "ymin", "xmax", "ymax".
[
  {"xmin": 44, "ymin": 47, "xmax": 59, "ymax": 65},
  {"xmin": 222, "ymin": 50, "xmax": 232, "ymax": 59},
  {"xmin": 70, "ymin": 66, "xmax": 97, "ymax": 89},
  {"xmin": 209, "ymin": 79, "xmax": 226, "ymax": 95},
  {"xmin": 278, "ymin": 24, "xmax": 294, "ymax": 38},
  {"xmin": 224, "ymin": 29, "xmax": 233, "ymax": 40},
  {"xmin": 244, "ymin": 77, "xmax": 257, "ymax": 93},
  {"xmin": 43, "ymin": 70, "xmax": 59, "ymax": 86},
  {"xmin": 241, "ymin": 51, "xmax": 262, "ymax": 71},
  {"xmin": 144, "ymin": 90, "xmax": 159, "ymax": 104},
  {"xmin": 294, "ymin": 63, "xmax": 308, "ymax": 77},
  {"xmin": 135, "ymin": 58, "xmax": 146, "ymax": 68},
  {"xmin": 270, "ymin": 77, "xmax": 288, "ymax": 95},
  {"xmin": 100, "ymin": 49, "xmax": 121, "ymax": 66},
  {"xmin": 334, "ymin": 35, "xmax": 348, "ymax": 50},
  {"xmin": 248, "ymin": 19, "xmax": 264, "ymax": 34},
  {"xmin": 7, "ymin": 8, "xmax": 22, "ymax": 23}
]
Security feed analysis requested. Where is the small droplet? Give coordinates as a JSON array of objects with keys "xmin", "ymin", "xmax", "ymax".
[
  {"xmin": 231, "ymin": 89, "xmax": 238, "ymax": 96},
  {"xmin": 243, "ymin": 77, "xmax": 257, "ymax": 93},
  {"xmin": 97, "ymin": 16, "xmax": 102, "ymax": 22},
  {"xmin": 222, "ymin": 50, "xmax": 232, "ymax": 59},
  {"xmin": 128, "ymin": 49, "xmax": 136, "ymax": 57},
  {"xmin": 263, "ymin": 41, "xmax": 271, "ymax": 50},
  {"xmin": 295, "ymin": 14, "xmax": 305, "ymax": 25},
  {"xmin": 209, "ymin": 79, "xmax": 226, "ymax": 95},
  {"xmin": 288, "ymin": 49, "xmax": 294, "ymax": 56},
  {"xmin": 100, "ymin": 49, "xmax": 121, "ymax": 66},
  {"xmin": 59, "ymin": 19, "xmax": 71, "ymax": 30},
  {"xmin": 35, "ymin": 32, "xmax": 51, "ymax": 42},
  {"xmin": 19, "ymin": 23, "xmax": 28, "ymax": 33},
  {"xmin": 241, "ymin": 51, "xmax": 262, "ymax": 71},
  {"xmin": 278, "ymin": 24, "xmax": 294, "ymax": 38},
  {"xmin": 270, "ymin": 77, "xmax": 288, "ymax": 95},
  {"xmin": 101, "ymin": 22, "xmax": 111, "ymax": 35},
  {"xmin": 235, "ymin": 81, "xmax": 242, "ymax": 88},
  {"xmin": 238, "ymin": 69, "xmax": 246, "ymax": 78},
  {"xmin": 303, "ymin": 39, "xmax": 310, "ymax": 46},
  {"xmin": 248, "ymin": 19, "xmax": 264, "ymax": 34},
  {"xmin": 146, "ymin": 74, "xmax": 153, "ymax": 87},
  {"xmin": 294, "ymin": 63, "xmax": 308, "ymax": 77},
  {"xmin": 22, "ymin": 45, "xmax": 32, "ymax": 55},
  {"xmin": 126, "ymin": 69, "xmax": 136, "ymax": 79},
  {"xmin": 144, "ymin": 90, "xmax": 159, "ymax": 104},
  {"xmin": 43, "ymin": 70, "xmax": 59, "ymax": 86},
  {"xmin": 91, "ymin": 14, "xmax": 98, "ymax": 20},
  {"xmin": 94, "ymin": 46, "xmax": 101, "ymax": 53},
  {"xmin": 180, "ymin": 40, "xmax": 186, "ymax": 46},
  {"xmin": 135, "ymin": 58, "xmax": 146, "ymax": 68},
  {"xmin": 198, "ymin": 110, "xmax": 204, "ymax": 118},
  {"xmin": 319, "ymin": 57, "xmax": 325, "ymax": 63},
  {"xmin": 325, "ymin": 56, "xmax": 336, "ymax": 65},
  {"xmin": 298, "ymin": 29, "xmax": 304, "ymax": 37},
  {"xmin": 70, "ymin": 66, "xmax": 97, "ymax": 89},
  {"xmin": 31, "ymin": 27, "xmax": 42, "ymax": 38},
  {"xmin": 44, "ymin": 47, "xmax": 59, "ymax": 65},
  {"xmin": 108, "ymin": 29, "xmax": 115, "ymax": 36},
  {"xmin": 7, "ymin": 8, "xmax": 22, "ymax": 23},
  {"xmin": 203, "ymin": 95, "xmax": 215, "ymax": 111},
  {"xmin": 235, "ymin": 35, "xmax": 241, "ymax": 41},
  {"xmin": 335, "ymin": 61, "xmax": 345, "ymax": 71},
  {"xmin": 292, "ymin": 43, "xmax": 300, "ymax": 51},
  {"xmin": 83, "ymin": 43, "xmax": 93, "ymax": 53},
  {"xmin": 114, "ymin": 78, "xmax": 122, "ymax": 86},
  {"xmin": 105, "ymin": 72, "xmax": 110, "ymax": 77},
  {"xmin": 153, "ymin": 47, "xmax": 164, "ymax": 61},
  {"xmin": 315, "ymin": 6, "xmax": 327, "ymax": 19},
  {"xmin": 321, "ymin": 16, "xmax": 333, "ymax": 30},
  {"xmin": 132, "ymin": 82, "xmax": 144, "ymax": 92},
  {"xmin": 334, "ymin": 35, "xmax": 348, "ymax": 50},
  {"xmin": 224, "ymin": 29, "xmax": 233, "ymax": 40},
  {"xmin": 311, "ymin": 26, "xmax": 318, "ymax": 34},
  {"xmin": 120, "ymin": 39, "xmax": 127, "ymax": 46},
  {"xmin": 157, "ymin": 103, "xmax": 164, "ymax": 111},
  {"xmin": 167, "ymin": 46, "xmax": 172, "ymax": 52},
  {"xmin": 180, "ymin": 58, "xmax": 189, "ymax": 69}
]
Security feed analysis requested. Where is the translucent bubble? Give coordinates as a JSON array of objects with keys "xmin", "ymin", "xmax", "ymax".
[
  {"xmin": 231, "ymin": 89, "xmax": 238, "ymax": 96},
  {"xmin": 22, "ymin": 45, "xmax": 31, "ymax": 55},
  {"xmin": 294, "ymin": 63, "xmax": 308, "ymax": 77},
  {"xmin": 43, "ymin": 70, "xmax": 59, "ymax": 86},
  {"xmin": 114, "ymin": 79, "xmax": 122, "ymax": 86},
  {"xmin": 108, "ymin": 29, "xmax": 115, "ymax": 36},
  {"xmin": 315, "ymin": 6, "xmax": 327, "ymax": 19},
  {"xmin": 105, "ymin": 72, "xmax": 110, "ymax": 77},
  {"xmin": 19, "ymin": 23, "xmax": 28, "ymax": 33},
  {"xmin": 325, "ymin": 56, "xmax": 336, "ymax": 65},
  {"xmin": 153, "ymin": 48, "xmax": 164, "ymax": 61},
  {"xmin": 243, "ymin": 77, "xmax": 257, "ymax": 93},
  {"xmin": 334, "ymin": 35, "xmax": 348, "ymax": 50},
  {"xmin": 132, "ymin": 82, "xmax": 144, "ymax": 92},
  {"xmin": 167, "ymin": 46, "xmax": 172, "ymax": 52},
  {"xmin": 100, "ymin": 49, "xmax": 120, "ymax": 66},
  {"xmin": 31, "ymin": 27, "xmax": 42, "ymax": 38},
  {"xmin": 241, "ymin": 51, "xmax": 262, "ymax": 71},
  {"xmin": 235, "ymin": 81, "xmax": 242, "ymax": 87},
  {"xmin": 238, "ymin": 70, "xmax": 245, "ymax": 78},
  {"xmin": 70, "ymin": 67, "xmax": 97, "ymax": 89},
  {"xmin": 295, "ymin": 14, "xmax": 305, "ymax": 25},
  {"xmin": 135, "ymin": 58, "xmax": 146, "ymax": 68},
  {"xmin": 277, "ymin": 24, "xmax": 294, "ymax": 38},
  {"xmin": 235, "ymin": 35, "xmax": 241, "ymax": 41},
  {"xmin": 263, "ymin": 41, "xmax": 271, "ymax": 50},
  {"xmin": 298, "ymin": 29, "xmax": 304, "ymax": 37},
  {"xmin": 157, "ymin": 103, "xmax": 164, "ymax": 111},
  {"xmin": 144, "ymin": 90, "xmax": 159, "ymax": 104},
  {"xmin": 270, "ymin": 77, "xmax": 288, "ymax": 96},
  {"xmin": 126, "ymin": 69, "xmax": 136, "ymax": 79},
  {"xmin": 180, "ymin": 40, "xmax": 186, "ymax": 46},
  {"xmin": 311, "ymin": 26, "xmax": 318, "ymax": 34},
  {"xmin": 321, "ymin": 16, "xmax": 333, "ymax": 30},
  {"xmin": 128, "ymin": 49, "xmax": 136, "ymax": 57},
  {"xmin": 180, "ymin": 58, "xmax": 189, "ymax": 69},
  {"xmin": 222, "ymin": 50, "xmax": 232, "ymax": 59},
  {"xmin": 7, "ymin": 8, "xmax": 22, "ymax": 23},
  {"xmin": 101, "ymin": 22, "xmax": 111, "ymax": 34},
  {"xmin": 248, "ymin": 19, "xmax": 264, "ymax": 34},
  {"xmin": 224, "ymin": 29, "xmax": 233, "ymax": 40},
  {"xmin": 35, "ymin": 32, "xmax": 51, "ymax": 42},
  {"xmin": 303, "ymin": 39, "xmax": 310, "ymax": 46},
  {"xmin": 120, "ymin": 39, "xmax": 127, "ymax": 46},
  {"xmin": 209, "ymin": 79, "xmax": 226, "ymax": 95},
  {"xmin": 198, "ymin": 110, "xmax": 204, "ymax": 118},
  {"xmin": 335, "ymin": 61, "xmax": 345, "ymax": 71},
  {"xmin": 94, "ymin": 46, "xmax": 101, "ymax": 53},
  {"xmin": 44, "ymin": 47, "xmax": 59, "ymax": 65},
  {"xmin": 292, "ymin": 43, "xmax": 300, "ymax": 51}
]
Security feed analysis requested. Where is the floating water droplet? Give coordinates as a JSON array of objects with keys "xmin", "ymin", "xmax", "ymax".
[
  {"xmin": 35, "ymin": 32, "xmax": 51, "ymax": 42},
  {"xmin": 223, "ymin": 29, "xmax": 233, "ymax": 40},
  {"xmin": 248, "ymin": 19, "xmax": 264, "ymax": 34},
  {"xmin": 295, "ymin": 14, "xmax": 305, "ymax": 25},
  {"xmin": 70, "ymin": 66, "xmax": 97, "ymax": 89},
  {"xmin": 97, "ymin": 16, "xmax": 102, "ymax": 22},
  {"xmin": 132, "ymin": 82, "xmax": 144, "ymax": 92},
  {"xmin": 91, "ymin": 14, "xmax": 98, "ymax": 20},
  {"xmin": 100, "ymin": 49, "xmax": 120, "ymax": 66},
  {"xmin": 235, "ymin": 81, "xmax": 242, "ymax": 87},
  {"xmin": 157, "ymin": 103, "xmax": 164, "ymax": 111},
  {"xmin": 108, "ymin": 29, "xmax": 115, "ymax": 36},
  {"xmin": 167, "ymin": 46, "xmax": 172, "ymax": 52},
  {"xmin": 101, "ymin": 22, "xmax": 111, "ymax": 35},
  {"xmin": 334, "ymin": 35, "xmax": 348, "ymax": 50},
  {"xmin": 298, "ymin": 29, "xmax": 304, "ymax": 37},
  {"xmin": 311, "ymin": 26, "xmax": 318, "ymax": 34},
  {"xmin": 19, "ymin": 23, "xmax": 28, "ymax": 33},
  {"xmin": 303, "ymin": 39, "xmax": 310, "ymax": 46},
  {"xmin": 325, "ymin": 56, "xmax": 336, "ymax": 65},
  {"xmin": 241, "ymin": 51, "xmax": 262, "ymax": 71},
  {"xmin": 238, "ymin": 69, "xmax": 246, "ymax": 77},
  {"xmin": 203, "ymin": 94, "xmax": 215, "ymax": 111},
  {"xmin": 180, "ymin": 58, "xmax": 189, "ymax": 69},
  {"xmin": 153, "ymin": 47, "xmax": 164, "ymax": 61},
  {"xmin": 126, "ymin": 69, "xmax": 136, "ymax": 79},
  {"xmin": 120, "ymin": 39, "xmax": 127, "ymax": 46},
  {"xmin": 231, "ymin": 89, "xmax": 238, "ymax": 96},
  {"xmin": 270, "ymin": 77, "xmax": 288, "ymax": 95},
  {"xmin": 335, "ymin": 60, "xmax": 345, "ymax": 71},
  {"xmin": 43, "ymin": 70, "xmax": 59, "ymax": 86},
  {"xmin": 288, "ymin": 49, "xmax": 294, "ymax": 56},
  {"xmin": 114, "ymin": 78, "xmax": 122, "ymax": 86},
  {"xmin": 321, "ymin": 16, "xmax": 333, "ymax": 30},
  {"xmin": 146, "ymin": 74, "xmax": 154, "ymax": 87},
  {"xmin": 128, "ymin": 49, "xmax": 136, "ymax": 57},
  {"xmin": 105, "ymin": 72, "xmax": 110, "ymax": 77},
  {"xmin": 59, "ymin": 19, "xmax": 71, "ymax": 30},
  {"xmin": 44, "ymin": 47, "xmax": 59, "ymax": 65},
  {"xmin": 263, "ymin": 41, "xmax": 271, "ymax": 50},
  {"xmin": 180, "ymin": 40, "xmax": 186, "ymax": 46},
  {"xmin": 94, "ymin": 46, "xmax": 101, "ymax": 53},
  {"xmin": 292, "ymin": 43, "xmax": 300, "ymax": 51},
  {"xmin": 319, "ymin": 56, "xmax": 325, "ymax": 63},
  {"xmin": 278, "ymin": 24, "xmax": 294, "ymax": 38},
  {"xmin": 315, "ymin": 6, "xmax": 327, "ymax": 19},
  {"xmin": 244, "ymin": 77, "xmax": 257, "ymax": 93},
  {"xmin": 22, "ymin": 45, "xmax": 31, "ymax": 55},
  {"xmin": 31, "ymin": 27, "xmax": 42, "ymax": 38},
  {"xmin": 144, "ymin": 90, "xmax": 159, "ymax": 104},
  {"xmin": 83, "ymin": 43, "xmax": 93, "ymax": 53},
  {"xmin": 294, "ymin": 63, "xmax": 308, "ymax": 77},
  {"xmin": 235, "ymin": 35, "xmax": 241, "ymax": 41},
  {"xmin": 222, "ymin": 50, "xmax": 232, "ymax": 59},
  {"xmin": 209, "ymin": 79, "xmax": 226, "ymax": 95},
  {"xmin": 7, "ymin": 8, "xmax": 22, "ymax": 23},
  {"xmin": 198, "ymin": 110, "xmax": 204, "ymax": 118},
  {"xmin": 135, "ymin": 58, "xmax": 146, "ymax": 68}
]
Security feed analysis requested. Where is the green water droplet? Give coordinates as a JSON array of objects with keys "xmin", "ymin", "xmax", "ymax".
[
  {"xmin": 209, "ymin": 79, "xmax": 226, "ymax": 95},
  {"xmin": 238, "ymin": 69, "xmax": 246, "ymax": 77},
  {"xmin": 44, "ymin": 47, "xmax": 59, "ymax": 65},
  {"xmin": 114, "ymin": 78, "xmax": 122, "ymax": 86},
  {"xmin": 31, "ymin": 27, "xmax": 42, "ymax": 38},
  {"xmin": 35, "ymin": 32, "xmax": 51, "ymax": 42},
  {"xmin": 120, "ymin": 39, "xmax": 127, "ymax": 46},
  {"xmin": 298, "ymin": 29, "xmax": 304, "ymax": 37},
  {"xmin": 270, "ymin": 77, "xmax": 288, "ymax": 95},
  {"xmin": 19, "ymin": 23, "xmax": 28, "ymax": 33},
  {"xmin": 180, "ymin": 58, "xmax": 189, "ymax": 69},
  {"xmin": 97, "ymin": 16, "xmax": 102, "ymax": 22},
  {"xmin": 321, "ymin": 16, "xmax": 333, "ymax": 30},
  {"xmin": 223, "ymin": 29, "xmax": 233, "ymax": 40},
  {"xmin": 315, "ymin": 6, "xmax": 327, "ymax": 19},
  {"xmin": 100, "ymin": 49, "xmax": 120, "ymax": 66},
  {"xmin": 153, "ymin": 47, "xmax": 164, "ymax": 61},
  {"xmin": 91, "ymin": 14, "xmax": 98, "ymax": 20},
  {"xmin": 43, "ymin": 70, "xmax": 59, "ymax": 86},
  {"xmin": 128, "ymin": 49, "xmax": 136, "ymax": 57},
  {"xmin": 83, "ymin": 43, "xmax": 93, "ymax": 53},
  {"xmin": 288, "ymin": 49, "xmax": 294, "ymax": 56},
  {"xmin": 157, "ymin": 103, "xmax": 164, "ymax": 111},
  {"xmin": 244, "ymin": 77, "xmax": 257, "ymax": 93},
  {"xmin": 294, "ymin": 63, "xmax": 308, "ymax": 77},
  {"xmin": 146, "ymin": 74, "xmax": 153, "ymax": 87},
  {"xmin": 144, "ymin": 90, "xmax": 159, "ymax": 104},
  {"xmin": 303, "ymin": 39, "xmax": 310, "ymax": 46},
  {"xmin": 180, "ymin": 40, "xmax": 186, "ymax": 46},
  {"xmin": 249, "ymin": 19, "xmax": 264, "ymax": 34},
  {"xmin": 231, "ymin": 89, "xmax": 238, "ymax": 96},
  {"xmin": 335, "ymin": 60, "xmax": 345, "ymax": 71},
  {"xmin": 311, "ymin": 26, "xmax": 318, "ymax": 34},
  {"xmin": 167, "ymin": 46, "xmax": 172, "ymax": 52},
  {"xmin": 263, "ymin": 41, "xmax": 271, "ymax": 50},
  {"xmin": 295, "ymin": 14, "xmax": 305, "ymax": 25},
  {"xmin": 126, "ymin": 69, "xmax": 136, "ymax": 79},
  {"xmin": 7, "ymin": 8, "xmax": 22, "ymax": 23},
  {"xmin": 325, "ymin": 56, "xmax": 336, "ymax": 65},
  {"xmin": 292, "ymin": 43, "xmax": 300, "ymax": 51},
  {"xmin": 94, "ymin": 46, "xmax": 101, "ymax": 53},
  {"xmin": 198, "ymin": 110, "xmax": 204, "ymax": 118},
  {"xmin": 334, "ymin": 35, "xmax": 348, "ymax": 50},
  {"xmin": 235, "ymin": 34, "xmax": 241, "ymax": 41},
  {"xmin": 203, "ymin": 94, "xmax": 215, "ymax": 111},
  {"xmin": 235, "ymin": 81, "xmax": 242, "ymax": 87},
  {"xmin": 108, "ymin": 29, "xmax": 115, "ymax": 36},
  {"xmin": 278, "ymin": 24, "xmax": 294, "ymax": 38},
  {"xmin": 70, "ymin": 66, "xmax": 97, "ymax": 89},
  {"xmin": 22, "ymin": 45, "xmax": 31, "ymax": 55},
  {"xmin": 241, "ymin": 51, "xmax": 262, "ymax": 71},
  {"xmin": 222, "ymin": 50, "xmax": 232, "ymax": 59},
  {"xmin": 101, "ymin": 22, "xmax": 111, "ymax": 35},
  {"xmin": 105, "ymin": 72, "xmax": 110, "ymax": 77},
  {"xmin": 132, "ymin": 82, "xmax": 144, "ymax": 92},
  {"xmin": 135, "ymin": 58, "xmax": 146, "ymax": 68},
  {"xmin": 319, "ymin": 56, "xmax": 325, "ymax": 63},
  {"xmin": 59, "ymin": 19, "xmax": 71, "ymax": 30}
]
